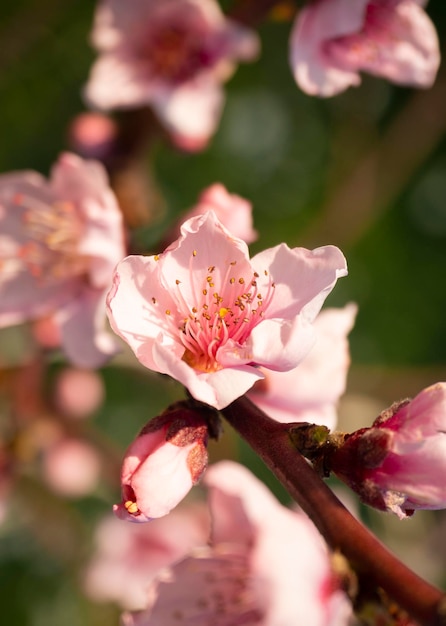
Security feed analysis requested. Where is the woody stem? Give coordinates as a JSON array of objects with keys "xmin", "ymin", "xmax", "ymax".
[
  {"xmin": 228, "ymin": 0, "xmax": 285, "ymax": 26},
  {"xmin": 220, "ymin": 395, "xmax": 446, "ymax": 626}
]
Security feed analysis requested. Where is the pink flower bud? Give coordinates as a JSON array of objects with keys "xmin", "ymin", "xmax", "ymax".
[
  {"xmin": 330, "ymin": 383, "xmax": 446, "ymax": 518},
  {"xmin": 68, "ymin": 112, "xmax": 118, "ymax": 161},
  {"xmin": 114, "ymin": 402, "xmax": 214, "ymax": 522},
  {"xmin": 42, "ymin": 438, "xmax": 101, "ymax": 498},
  {"xmin": 53, "ymin": 367, "xmax": 105, "ymax": 419}
]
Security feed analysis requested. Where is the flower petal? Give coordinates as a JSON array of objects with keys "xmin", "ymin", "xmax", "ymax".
[
  {"xmin": 57, "ymin": 288, "xmax": 119, "ymax": 368},
  {"xmin": 289, "ymin": 0, "xmax": 367, "ymax": 96},
  {"xmin": 252, "ymin": 243, "xmax": 348, "ymax": 321},
  {"xmin": 151, "ymin": 81, "xmax": 225, "ymax": 151}
]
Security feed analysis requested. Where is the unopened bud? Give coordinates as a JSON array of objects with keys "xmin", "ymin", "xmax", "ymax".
[
  {"xmin": 330, "ymin": 383, "xmax": 446, "ymax": 518},
  {"xmin": 114, "ymin": 402, "xmax": 217, "ymax": 522}
]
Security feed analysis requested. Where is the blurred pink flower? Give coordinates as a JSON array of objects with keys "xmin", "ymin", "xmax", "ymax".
[
  {"xmin": 0, "ymin": 153, "xmax": 126, "ymax": 368},
  {"xmin": 331, "ymin": 382, "xmax": 446, "ymax": 518},
  {"xmin": 114, "ymin": 403, "xmax": 211, "ymax": 522},
  {"xmin": 107, "ymin": 211, "xmax": 347, "ymax": 409},
  {"xmin": 68, "ymin": 112, "xmax": 119, "ymax": 161},
  {"xmin": 85, "ymin": 503, "xmax": 209, "ymax": 610},
  {"xmin": 42, "ymin": 438, "xmax": 101, "ymax": 497},
  {"xmin": 169, "ymin": 183, "xmax": 257, "ymax": 244},
  {"xmin": 123, "ymin": 461, "xmax": 352, "ymax": 626},
  {"xmin": 53, "ymin": 367, "xmax": 105, "ymax": 419},
  {"xmin": 290, "ymin": 0, "xmax": 440, "ymax": 97},
  {"xmin": 248, "ymin": 304, "xmax": 357, "ymax": 430},
  {"xmin": 84, "ymin": 0, "xmax": 260, "ymax": 150}
]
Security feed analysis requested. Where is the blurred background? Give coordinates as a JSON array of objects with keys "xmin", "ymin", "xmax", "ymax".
[{"xmin": 0, "ymin": 1, "xmax": 445, "ymax": 624}]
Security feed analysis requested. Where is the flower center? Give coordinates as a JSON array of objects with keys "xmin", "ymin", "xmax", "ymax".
[
  {"xmin": 154, "ymin": 251, "xmax": 275, "ymax": 373},
  {"xmin": 15, "ymin": 194, "xmax": 88, "ymax": 283},
  {"xmin": 137, "ymin": 19, "xmax": 219, "ymax": 83},
  {"xmin": 324, "ymin": 1, "xmax": 398, "ymax": 70}
]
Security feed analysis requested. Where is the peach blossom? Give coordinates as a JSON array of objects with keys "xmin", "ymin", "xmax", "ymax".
[
  {"xmin": 290, "ymin": 0, "xmax": 440, "ymax": 97},
  {"xmin": 0, "ymin": 153, "xmax": 125, "ymax": 367},
  {"xmin": 107, "ymin": 211, "xmax": 347, "ymax": 409},
  {"xmin": 85, "ymin": 0, "xmax": 260, "ymax": 150}
]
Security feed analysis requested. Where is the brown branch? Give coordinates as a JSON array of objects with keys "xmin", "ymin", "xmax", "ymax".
[
  {"xmin": 228, "ymin": 0, "xmax": 291, "ymax": 26},
  {"xmin": 220, "ymin": 395, "xmax": 446, "ymax": 626}
]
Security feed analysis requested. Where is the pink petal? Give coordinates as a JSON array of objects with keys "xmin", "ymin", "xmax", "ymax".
[
  {"xmin": 85, "ymin": 504, "xmax": 209, "ymax": 610},
  {"xmin": 124, "ymin": 546, "xmax": 263, "ymax": 626},
  {"xmin": 205, "ymin": 461, "xmax": 284, "ymax": 542},
  {"xmin": 289, "ymin": 0, "xmax": 367, "ymax": 96},
  {"xmin": 158, "ymin": 211, "xmax": 253, "ymax": 309},
  {"xmin": 152, "ymin": 340, "xmax": 264, "ymax": 409},
  {"xmin": 205, "ymin": 462, "xmax": 351, "ymax": 625},
  {"xmin": 0, "ymin": 172, "xmax": 80, "ymax": 325},
  {"xmin": 151, "ymin": 81, "xmax": 225, "ymax": 150},
  {"xmin": 84, "ymin": 53, "xmax": 158, "ymax": 111},
  {"xmin": 249, "ymin": 304, "xmax": 357, "ymax": 426},
  {"xmin": 251, "ymin": 243, "xmax": 348, "ymax": 321},
  {"xmin": 327, "ymin": 0, "xmax": 440, "ymax": 88},
  {"xmin": 177, "ymin": 183, "xmax": 257, "ymax": 244},
  {"xmin": 106, "ymin": 254, "xmax": 181, "ymax": 371},
  {"xmin": 57, "ymin": 288, "xmax": 119, "ymax": 369},
  {"xmin": 115, "ymin": 440, "xmax": 196, "ymax": 522},
  {"xmin": 50, "ymin": 152, "xmax": 125, "ymax": 289},
  {"xmin": 246, "ymin": 316, "xmax": 317, "ymax": 372}
]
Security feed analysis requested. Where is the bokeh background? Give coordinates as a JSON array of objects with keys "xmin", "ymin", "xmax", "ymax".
[{"xmin": 0, "ymin": 1, "xmax": 446, "ymax": 624}]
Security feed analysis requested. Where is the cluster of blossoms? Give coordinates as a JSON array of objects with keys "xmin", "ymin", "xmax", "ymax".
[
  {"xmin": 84, "ymin": 0, "xmax": 440, "ymax": 148},
  {"xmin": 86, "ymin": 461, "xmax": 352, "ymax": 626},
  {"xmin": 0, "ymin": 0, "xmax": 445, "ymax": 624}
]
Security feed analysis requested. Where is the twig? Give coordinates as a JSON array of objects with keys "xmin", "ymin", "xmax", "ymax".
[{"xmin": 220, "ymin": 395, "xmax": 446, "ymax": 626}]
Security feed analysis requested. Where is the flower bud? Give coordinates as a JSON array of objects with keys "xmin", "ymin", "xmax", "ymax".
[
  {"xmin": 330, "ymin": 383, "xmax": 446, "ymax": 518},
  {"xmin": 114, "ymin": 402, "xmax": 215, "ymax": 522}
]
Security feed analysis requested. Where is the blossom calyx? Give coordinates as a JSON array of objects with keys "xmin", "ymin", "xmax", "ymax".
[
  {"xmin": 115, "ymin": 401, "xmax": 217, "ymax": 522},
  {"xmin": 329, "ymin": 383, "xmax": 446, "ymax": 518}
]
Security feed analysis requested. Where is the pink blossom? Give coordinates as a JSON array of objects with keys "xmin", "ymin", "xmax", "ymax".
[
  {"xmin": 84, "ymin": 504, "xmax": 209, "ymax": 610},
  {"xmin": 290, "ymin": 0, "xmax": 440, "ymax": 97},
  {"xmin": 106, "ymin": 211, "xmax": 347, "ymax": 409},
  {"xmin": 248, "ymin": 303, "xmax": 357, "ymax": 429},
  {"xmin": 114, "ymin": 403, "xmax": 211, "ymax": 522},
  {"xmin": 84, "ymin": 0, "xmax": 260, "ymax": 150},
  {"xmin": 169, "ymin": 183, "xmax": 257, "ymax": 244},
  {"xmin": 331, "ymin": 383, "xmax": 446, "ymax": 518},
  {"xmin": 123, "ymin": 461, "xmax": 352, "ymax": 626},
  {"xmin": 0, "ymin": 153, "xmax": 126, "ymax": 368}
]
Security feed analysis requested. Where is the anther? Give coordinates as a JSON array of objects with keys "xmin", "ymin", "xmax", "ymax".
[{"xmin": 124, "ymin": 500, "xmax": 140, "ymax": 515}]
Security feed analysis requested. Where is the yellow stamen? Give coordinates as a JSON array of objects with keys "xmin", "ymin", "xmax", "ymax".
[{"xmin": 124, "ymin": 500, "xmax": 139, "ymax": 514}]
